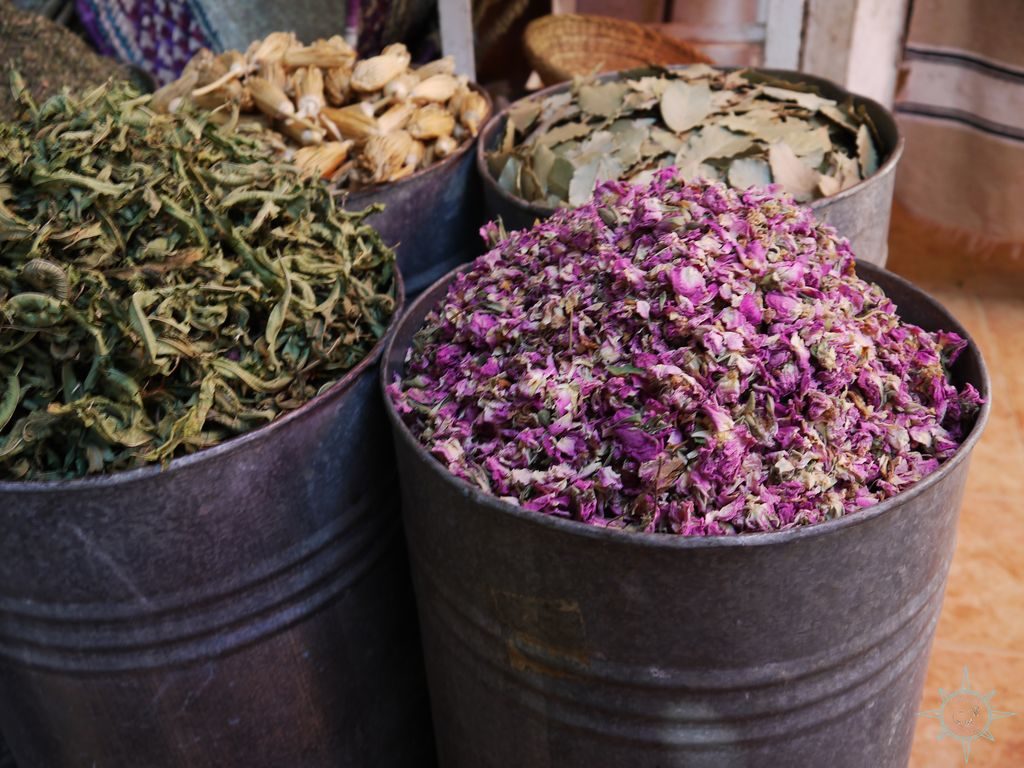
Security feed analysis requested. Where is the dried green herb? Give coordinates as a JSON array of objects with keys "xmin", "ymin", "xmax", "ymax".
[
  {"xmin": 0, "ymin": 0, "xmax": 135, "ymax": 123},
  {"xmin": 0, "ymin": 77, "xmax": 397, "ymax": 481},
  {"xmin": 488, "ymin": 65, "xmax": 883, "ymax": 207}
]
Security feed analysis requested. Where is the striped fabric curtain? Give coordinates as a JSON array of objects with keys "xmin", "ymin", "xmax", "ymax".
[{"xmin": 894, "ymin": 0, "xmax": 1024, "ymax": 244}]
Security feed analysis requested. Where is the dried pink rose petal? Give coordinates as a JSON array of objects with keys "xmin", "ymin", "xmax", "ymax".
[{"xmin": 389, "ymin": 172, "xmax": 983, "ymax": 536}]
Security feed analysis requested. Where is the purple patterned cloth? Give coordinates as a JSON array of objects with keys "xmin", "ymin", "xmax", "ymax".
[
  {"xmin": 76, "ymin": 0, "xmax": 213, "ymax": 84},
  {"xmin": 75, "ymin": 0, "xmax": 437, "ymax": 84}
]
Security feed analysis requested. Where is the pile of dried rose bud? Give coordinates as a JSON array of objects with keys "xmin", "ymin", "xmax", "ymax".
[{"xmin": 389, "ymin": 172, "xmax": 982, "ymax": 535}]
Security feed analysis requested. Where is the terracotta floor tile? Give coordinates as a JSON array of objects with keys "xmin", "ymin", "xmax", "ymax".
[
  {"xmin": 975, "ymin": 296, "xmax": 1024, "ymax": 436},
  {"xmin": 934, "ymin": 485, "xmax": 1024, "ymax": 652},
  {"xmin": 888, "ymin": 205, "xmax": 1024, "ymax": 767},
  {"xmin": 910, "ymin": 645, "xmax": 1024, "ymax": 768}
]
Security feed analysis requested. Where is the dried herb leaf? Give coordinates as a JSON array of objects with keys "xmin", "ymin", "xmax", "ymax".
[
  {"xmin": 0, "ymin": 80, "xmax": 396, "ymax": 481},
  {"xmin": 728, "ymin": 157, "xmax": 772, "ymax": 190},
  {"xmin": 857, "ymin": 123, "xmax": 879, "ymax": 177},
  {"xmin": 578, "ymin": 81, "xmax": 629, "ymax": 118},
  {"xmin": 660, "ymin": 81, "xmax": 712, "ymax": 133},
  {"xmin": 760, "ymin": 85, "xmax": 837, "ymax": 111},
  {"xmin": 487, "ymin": 66, "xmax": 884, "ymax": 207},
  {"xmin": 768, "ymin": 141, "xmax": 820, "ymax": 202}
]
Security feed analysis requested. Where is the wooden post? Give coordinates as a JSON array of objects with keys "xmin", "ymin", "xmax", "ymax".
[
  {"xmin": 439, "ymin": 0, "xmax": 477, "ymax": 81},
  {"xmin": 763, "ymin": 0, "xmax": 805, "ymax": 70},
  {"xmin": 763, "ymin": 0, "xmax": 908, "ymax": 107}
]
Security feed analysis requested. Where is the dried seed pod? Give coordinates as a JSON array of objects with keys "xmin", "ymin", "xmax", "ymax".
[
  {"xmin": 383, "ymin": 72, "xmax": 418, "ymax": 101},
  {"xmin": 381, "ymin": 43, "xmax": 412, "ymax": 69},
  {"xmin": 192, "ymin": 51, "xmax": 229, "ymax": 91},
  {"xmin": 410, "ymin": 74, "xmax": 459, "ymax": 103},
  {"xmin": 456, "ymin": 90, "xmax": 488, "ymax": 136},
  {"xmin": 280, "ymin": 116, "xmax": 325, "ymax": 145},
  {"xmin": 363, "ymin": 130, "xmax": 414, "ymax": 182},
  {"xmin": 248, "ymin": 76, "xmax": 295, "ymax": 120},
  {"xmin": 351, "ymin": 50, "xmax": 410, "ymax": 93},
  {"xmin": 259, "ymin": 60, "xmax": 288, "ymax": 91},
  {"xmin": 293, "ymin": 140, "xmax": 353, "ymax": 179},
  {"xmin": 193, "ymin": 79, "xmax": 244, "ymax": 110},
  {"xmin": 181, "ymin": 48, "xmax": 217, "ymax": 79},
  {"xmin": 283, "ymin": 39, "xmax": 355, "ymax": 69},
  {"xmin": 236, "ymin": 113, "xmax": 277, "ymax": 134},
  {"xmin": 294, "ymin": 67, "xmax": 325, "ymax": 116},
  {"xmin": 324, "ymin": 66, "xmax": 352, "ymax": 105},
  {"xmin": 377, "ymin": 102, "xmax": 415, "ymax": 134},
  {"xmin": 151, "ymin": 69, "xmax": 198, "ymax": 113},
  {"xmin": 193, "ymin": 50, "xmax": 248, "ymax": 98},
  {"xmin": 246, "ymin": 31, "xmax": 297, "ymax": 66},
  {"xmin": 321, "ymin": 104, "xmax": 378, "ymax": 141},
  {"xmin": 406, "ymin": 139, "xmax": 426, "ymax": 169},
  {"xmin": 319, "ymin": 113, "xmax": 342, "ymax": 140},
  {"xmin": 415, "ymin": 55, "xmax": 455, "ymax": 80},
  {"xmin": 408, "ymin": 104, "xmax": 455, "ymax": 140},
  {"xmin": 328, "ymin": 159, "xmax": 356, "ymax": 184},
  {"xmin": 434, "ymin": 134, "xmax": 458, "ymax": 158}
]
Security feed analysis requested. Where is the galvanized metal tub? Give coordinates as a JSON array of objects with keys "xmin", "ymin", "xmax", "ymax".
[
  {"xmin": 0, "ymin": 278, "xmax": 434, "ymax": 768},
  {"xmin": 343, "ymin": 87, "xmax": 492, "ymax": 297},
  {"xmin": 382, "ymin": 262, "xmax": 989, "ymax": 768},
  {"xmin": 0, "ymin": 735, "xmax": 12, "ymax": 768},
  {"xmin": 477, "ymin": 69, "xmax": 903, "ymax": 267}
]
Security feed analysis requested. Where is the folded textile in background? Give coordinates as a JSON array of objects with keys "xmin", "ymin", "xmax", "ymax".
[
  {"xmin": 895, "ymin": 0, "xmax": 1024, "ymax": 246},
  {"xmin": 74, "ymin": 0, "xmax": 434, "ymax": 84}
]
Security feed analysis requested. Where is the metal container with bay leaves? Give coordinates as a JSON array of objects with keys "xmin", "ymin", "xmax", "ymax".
[{"xmin": 478, "ymin": 66, "xmax": 902, "ymax": 266}]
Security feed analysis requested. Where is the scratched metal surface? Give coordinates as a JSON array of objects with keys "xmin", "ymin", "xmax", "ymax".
[
  {"xmin": 0, "ymin": 276, "xmax": 435, "ymax": 768},
  {"xmin": 382, "ymin": 263, "xmax": 990, "ymax": 768},
  {"xmin": 476, "ymin": 67, "xmax": 903, "ymax": 268}
]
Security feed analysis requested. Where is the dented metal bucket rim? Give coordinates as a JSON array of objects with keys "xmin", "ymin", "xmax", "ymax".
[
  {"xmin": 340, "ymin": 84, "xmax": 494, "ymax": 205},
  {"xmin": 0, "ymin": 272, "xmax": 406, "ymax": 493},
  {"xmin": 475, "ymin": 65, "xmax": 905, "ymax": 222},
  {"xmin": 382, "ymin": 260, "xmax": 991, "ymax": 550}
]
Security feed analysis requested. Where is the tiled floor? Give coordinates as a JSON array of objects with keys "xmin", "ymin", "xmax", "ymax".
[{"xmin": 887, "ymin": 205, "xmax": 1024, "ymax": 767}]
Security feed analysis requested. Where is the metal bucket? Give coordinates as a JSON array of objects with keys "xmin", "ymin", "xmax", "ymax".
[
  {"xmin": 0, "ymin": 278, "xmax": 434, "ymax": 768},
  {"xmin": 382, "ymin": 262, "xmax": 989, "ymax": 768},
  {"xmin": 477, "ymin": 69, "xmax": 903, "ymax": 266},
  {"xmin": 342, "ymin": 87, "xmax": 493, "ymax": 297}
]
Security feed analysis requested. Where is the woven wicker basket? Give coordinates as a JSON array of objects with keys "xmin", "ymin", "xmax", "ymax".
[{"xmin": 524, "ymin": 13, "xmax": 711, "ymax": 86}]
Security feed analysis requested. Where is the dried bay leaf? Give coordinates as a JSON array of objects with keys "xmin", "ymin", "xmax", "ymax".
[
  {"xmin": 535, "ymin": 120, "xmax": 592, "ymax": 147},
  {"xmin": 695, "ymin": 163, "xmax": 722, "ymax": 182},
  {"xmin": 531, "ymin": 143, "xmax": 557, "ymax": 195},
  {"xmin": 728, "ymin": 157, "xmax": 772, "ymax": 190},
  {"xmin": 817, "ymin": 173, "xmax": 841, "ymax": 197},
  {"xmin": 486, "ymin": 66, "xmax": 883, "ymax": 207},
  {"xmin": 568, "ymin": 155, "xmax": 623, "ymax": 206},
  {"xmin": 768, "ymin": 141, "xmax": 820, "ymax": 202},
  {"xmin": 782, "ymin": 125, "xmax": 832, "ymax": 157},
  {"xmin": 649, "ymin": 126, "xmax": 685, "ymax": 154},
  {"xmin": 857, "ymin": 124, "xmax": 879, "ymax": 177},
  {"xmin": 682, "ymin": 125, "xmax": 753, "ymax": 165},
  {"xmin": 578, "ymin": 81, "xmax": 629, "ymax": 117},
  {"xmin": 508, "ymin": 100, "xmax": 542, "ymax": 133},
  {"xmin": 660, "ymin": 81, "xmax": 712, "ymax": 133},
  {"xmin": 497, "ymin": 155, "xmax": 522, "ymax": 193},
  {"xmin": 831, "ymin": 152, "xmax": 862, "ymax": 190},
  {"xmin": 547, "ymin": 156, "xmax": 576, "ymax": 200},
  {"xmin": 761, "ymin": 85, "xmax": 837, "ymax": 113},
  {"xmin": 819, "ymin": 103, "xmax": 859, "ymax": 133}
]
